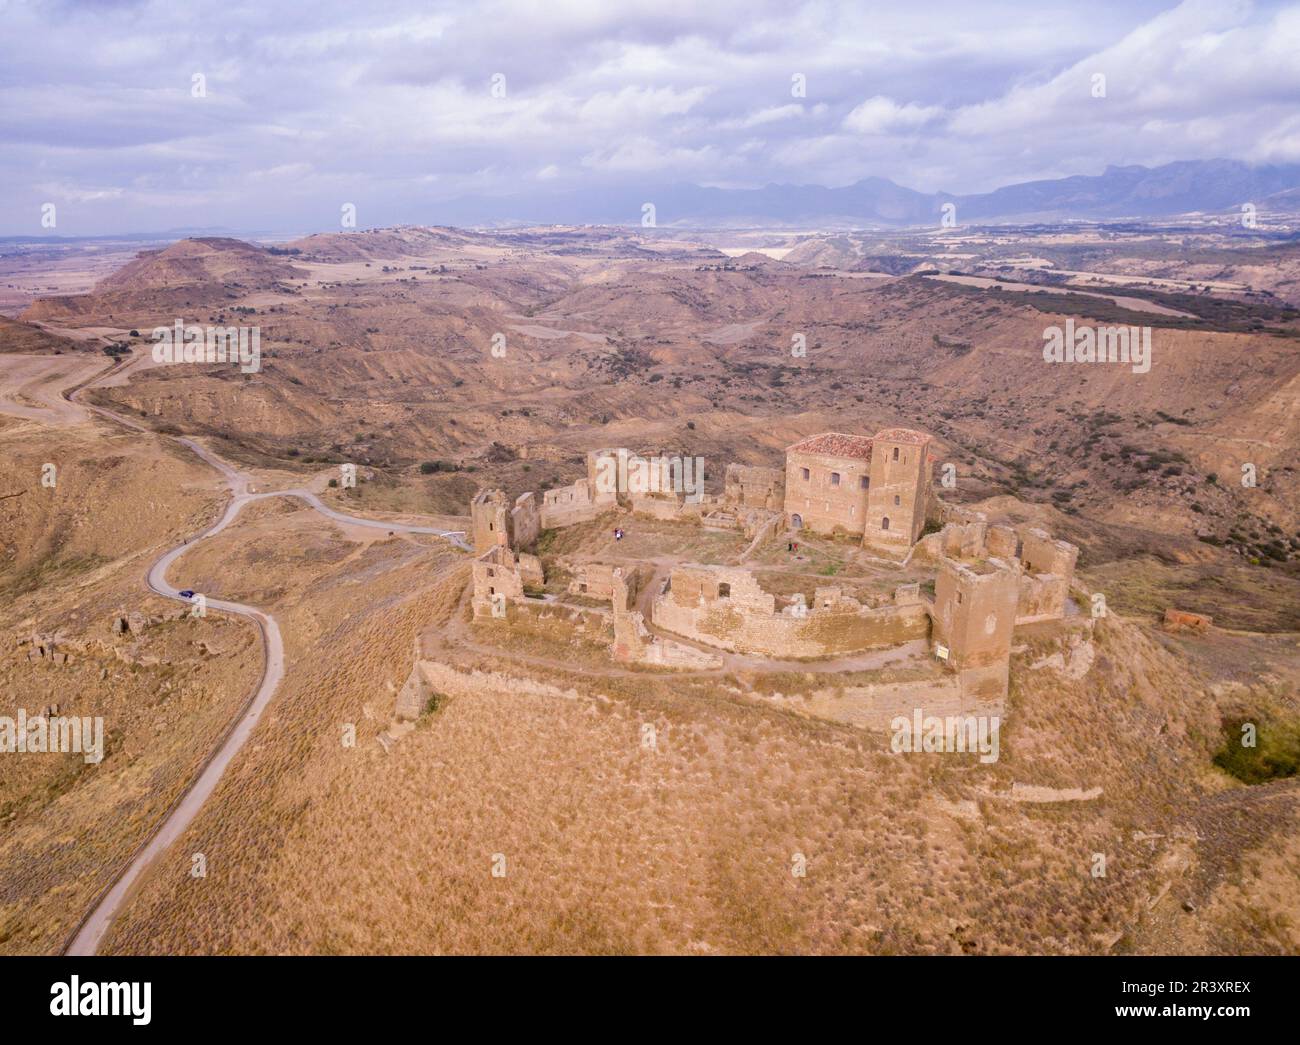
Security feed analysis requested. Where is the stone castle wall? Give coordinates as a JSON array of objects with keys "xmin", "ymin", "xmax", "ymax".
[
  {"xmin": 652, "ymin": 564, "xmax": 928, "ymax": 659},
  {"xmin": 724, "ymin": 463, "xmax": 785, "ymax": 510},
  {"xmin": 539, "ymin": 478, "xmax": 605, "ymax": 528},
  {"xmin": 784, "ymin": 447, "xmax": 873, "ymax": 536},
  {"xmin": 629, "ymin": 494, "xmax": 708, "ymax": 522},
  {"xmin": 471, "ymin": 545, "xmax": 544, "ymax": 617},
  {"xmin": 511, "ymin": 492, "xmax": 540, "ymax": 550}
]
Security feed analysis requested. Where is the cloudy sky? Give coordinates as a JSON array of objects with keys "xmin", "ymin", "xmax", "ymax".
[{"xmin": 3, "ymin": 0, "xmax": 1299, "ymax": 235}]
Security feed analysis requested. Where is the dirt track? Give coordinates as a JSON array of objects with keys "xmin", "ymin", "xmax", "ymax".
[{"xmin": 0, "ymin": 345, "xmax": 470, "ymax": 954}]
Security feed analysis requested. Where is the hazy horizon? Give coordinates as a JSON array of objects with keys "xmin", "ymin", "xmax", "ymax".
[{"xmin": 4, "ymin": 0, "xmax": 1300, "ymax": 235}]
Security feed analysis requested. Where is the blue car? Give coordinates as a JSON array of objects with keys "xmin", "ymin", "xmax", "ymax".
[{"xmin": 178, "ymin": 589, "xmax": 196, "ymax": 599}]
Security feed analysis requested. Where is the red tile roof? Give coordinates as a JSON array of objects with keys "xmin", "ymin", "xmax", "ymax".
[
  {"xmin": 786, "ymin": 432, "xmax": 874, "ymax": 460},
  {"xmin": 873, "ymin": 427, "xmax": 931, "ymax": 445}
]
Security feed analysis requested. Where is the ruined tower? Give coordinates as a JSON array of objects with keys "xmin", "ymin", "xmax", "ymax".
[
  {"xmin": 471, "ymin": 488, "xmax": 540, "ymax": 555},
  {"xmin": 471, "ymin": 489, "xmax": 511, "ymax": 555},
  {"xmin": 931, "ymin": 556, "xmax": 1019, "ymax": 701}
]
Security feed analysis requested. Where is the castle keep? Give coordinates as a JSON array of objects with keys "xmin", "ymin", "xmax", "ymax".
[{"xmin": 783, "ymin": 427, "xmax": 933, "ymax": 556}]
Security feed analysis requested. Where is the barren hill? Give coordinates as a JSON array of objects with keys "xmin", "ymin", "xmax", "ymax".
[
  {"xmin": 98, "ymin": 237, "xmax": 306, "ymax": 291},
  {"xmin": 2, "ymin": 220, "xmax": 1298, "ymax": 955},
  {"xmin": 22, "ymin": 228, "xmax": 1287, "ymax": 597},
  {"xmin": 285, "ymin": 225, "xmax": 497, "ymax": 262},
  {"xmin": 0, "ymin": 314, "xmax": 87, "ymax": 354},
  {"xmin": 20, "ymin": 237, "xmax": 308, "ymax": 324}
]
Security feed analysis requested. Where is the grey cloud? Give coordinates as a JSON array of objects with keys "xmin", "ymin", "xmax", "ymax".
[{"xmin": 0, "ymin": 0, "xmax": 1290, "ymax": 234}]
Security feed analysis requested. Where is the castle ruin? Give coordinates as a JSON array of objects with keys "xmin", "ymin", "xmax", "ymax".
[{"xmin": 465, "ymin": 427, "xmax": 1079, "ymax": 708}]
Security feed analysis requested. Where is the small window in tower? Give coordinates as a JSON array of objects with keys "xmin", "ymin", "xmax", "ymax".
[
  {"xmin": 830, "ymin": 472, "xmax": 841, "ymax": 486},
  {"xmin": 718, "ymin": 582, "xmax": 731, "ymax": 598},
  {"xmin": 892, "ymin": 446, "xmax": 899, "ymax": 461},
  {"xmin": 882, "ymin": 516, "xmax": 890, "ymax": 530},
  {"xmin": 801, "ymin": 467, "xmax": 810, "ymax": 481},
  {"xmin": 894, "ymin": 494, "xmax": 901, "ymax": 506},
  {"xmin": 488, "ymin": 522, "xmax": 494, "ymax": 530},
  {"xmin": 860, "ymin": 475, "xmax": 869, "ymax": 490},
  {"xmin": 957, "ymin": 591, "xmax": 963, "ymax": 604}
]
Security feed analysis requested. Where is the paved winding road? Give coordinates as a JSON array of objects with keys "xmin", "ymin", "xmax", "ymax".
[{"xmin": 42, "ymin": 352, "xmax": 468, "ymax": 955}]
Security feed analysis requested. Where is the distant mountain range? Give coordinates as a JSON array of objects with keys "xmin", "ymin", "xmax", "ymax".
[{"xmin": 431, "ymin": 160, "xmax": 1300, "ymax": 229}]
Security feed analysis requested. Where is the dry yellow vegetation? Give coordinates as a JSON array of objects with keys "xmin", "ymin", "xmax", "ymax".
[
  {"xmin": 0, "ymin": 418, "xmax": 261, "ymax": 954},
  {"xmin": 94, "ymin": 543, "xmax": 1300, "ymax": 954},
  {"xmin": 2, "ymin": 225, "xmax": 1296, "ymax": 956}
]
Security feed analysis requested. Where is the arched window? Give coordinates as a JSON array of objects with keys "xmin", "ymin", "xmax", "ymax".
[
  {"xmin": 892, "ymin": 446, "xmax": 899, "ymax": 461},
  {"xmin": 881, "ymin": 516, "xmax": 890, "ymax": 530}
]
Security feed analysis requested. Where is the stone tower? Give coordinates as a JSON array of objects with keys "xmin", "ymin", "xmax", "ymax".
[
  {"xmin": 931, "ymin": 556, "xmax": 1019, "ymax": 701},
  {"xmin": 471, "ymin": 489, "xmax": 511, "ymax": 555},
  {"xmin": 471, "ymin": 488, "xmax": 541, "ymax": 555},
  {"xmin": 586, "ymin": 448, "xmax": 625, "ymax": 505},
  {"xmin": 863, "ymin": 428, "xmax": 932, "ymax": 556}
]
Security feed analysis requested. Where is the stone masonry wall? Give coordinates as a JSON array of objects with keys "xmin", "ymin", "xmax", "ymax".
[
  {"xmin": 539, "ymin": 478, "xmax": 605, "ymax": 528},
  {"xmin": 930, "ymin": 557, "xmax": 1019, "ymax": 701},
  {"xmin": 511, "ymin": 491, "xmax": 540, "ymax": 549},
  {"xmin": 471, "ymin": 545, "xmax": 544, "ymax": 617},
  {"xmin": 652, "ymin": 564, "xmax": 928, "ymax": 658},
  {"xmin": 724, "ymin": 463, "xmax": 785, "ymax": 510},
  {"xmin": 784, "ymin": 448, "xmax": 872, "ymax": 536}
]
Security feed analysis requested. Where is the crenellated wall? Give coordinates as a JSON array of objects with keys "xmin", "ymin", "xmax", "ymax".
[{"xmin": 920, "ymin": 513, "xmax": 1079, "ymax": 627}]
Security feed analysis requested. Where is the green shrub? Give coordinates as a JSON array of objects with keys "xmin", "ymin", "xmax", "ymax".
[{"xmin": 1213, "ymin": 714, "xmax": 1300, "ymax": 784}]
